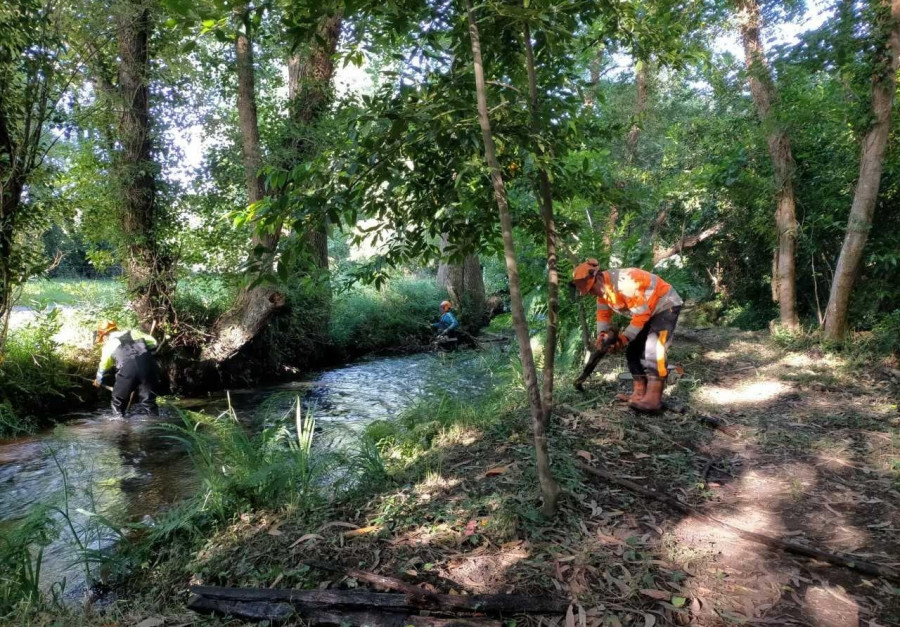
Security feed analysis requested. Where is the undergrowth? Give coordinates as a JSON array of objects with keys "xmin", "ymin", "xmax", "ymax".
[{"xmin": 330, "ymin": 276, "xmax": 447, "ymax": 358}]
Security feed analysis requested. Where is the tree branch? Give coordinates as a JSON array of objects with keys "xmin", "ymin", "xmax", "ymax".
[{"xmin": 652, "ymin": 223, "xmax": 723, "ymax": 265}]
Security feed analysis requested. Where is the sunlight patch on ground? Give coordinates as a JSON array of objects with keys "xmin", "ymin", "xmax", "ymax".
[
  {"xmin": 737, "ymin": 464, "xmax": 817, "ymax": 500},
  {"xmin": 414, "ymin": 472, "xmax": 461, "ymax": 501},
  {"xmin": 698, "ymin": 380, "xmax": 788, "ymax": 406},
  {"xmin": 672, "ymin": 506, "xmax": 784, "ymax": 567},
  {"xmin": 803, "ymin": 585, "xmax": 859, "ymax": 627},
  {"xmin": 433, "ymin": 426, "xmax": 481, "ymax": 448},
  {"xmin": 702, "ymin": 349, "xmax": 736, "ymax": 362},
  {"xmin": 777, "ymin": 352, "xmax": 842, "ymax": 370},
  {"xmin": 442, "ymin": 544, "xmax": 529, "ymax": 593}
]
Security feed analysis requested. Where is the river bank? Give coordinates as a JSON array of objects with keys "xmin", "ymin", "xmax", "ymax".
[
  {"xmin": 9, "ymin": 327, "xmax": 898, "ymax": 626},
  {"xmin": 0, "ymin": 276, "xmax": 453, "ymax": 437}
]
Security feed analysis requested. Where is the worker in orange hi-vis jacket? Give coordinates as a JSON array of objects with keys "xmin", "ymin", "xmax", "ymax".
[{"xmin": 572, "ymin": 259, "xmax": 683, "ymax": 413}]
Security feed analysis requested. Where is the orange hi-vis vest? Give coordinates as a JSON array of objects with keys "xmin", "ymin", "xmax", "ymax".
[{"xmin": 596, "ymin": 268, "xmax": 683, "ymax": 340}]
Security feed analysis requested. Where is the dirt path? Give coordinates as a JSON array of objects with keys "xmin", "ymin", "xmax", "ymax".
[{"xmin": 173, "ymin": 328, "xmax": 899, "ymax": 627}]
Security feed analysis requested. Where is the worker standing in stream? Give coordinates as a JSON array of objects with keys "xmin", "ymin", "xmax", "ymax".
[
  {"xmin": 572, "ymin": 260, "xmax": 683, "ymax": 413},
  {"xmin": 94, "ymin": 320, "xmax": 161, "ymax": 417},
  {"xmin": 432, "ymin": 300, "xmax": 460, "ymax": 339}
]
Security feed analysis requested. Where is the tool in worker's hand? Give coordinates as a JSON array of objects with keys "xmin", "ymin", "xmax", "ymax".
[
  {"xmin": 82, "ymin": 376, "xmax": 113, "ymax": 392},
  {"xmin": 574, "ymin": 330, "xmax": 620, "ymax": 391}
]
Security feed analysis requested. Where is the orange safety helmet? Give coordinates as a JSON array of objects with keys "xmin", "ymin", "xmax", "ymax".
[
  {"xmin": 440, "ymin": 300, "xmax": 452, "ymax": 313},
  {"xmin": 96, "ymin": 320, "xmax": 118, "ymax": 344},
  {"xmin": 572, "ymin": 258, "xmax": 601, "ymax": 295}
]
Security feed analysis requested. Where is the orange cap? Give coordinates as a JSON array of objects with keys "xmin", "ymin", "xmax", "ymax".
[
  {"xmin": 572, "ymin": 259, "xmax": 601, "ymax": 295},
  {"xmin": 96, "ymin": 320, "xmax": 117, "ymax": 343}
]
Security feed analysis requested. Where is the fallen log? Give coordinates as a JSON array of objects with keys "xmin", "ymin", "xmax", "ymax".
[
  {"xmin": 191, "ymin": 584, "xmax": 571, "ymax": 615},
  {"xmin": 188, "ymin": 595, "xmax": 295, "ymax": 622},
  {"xmin": 575, "ymin": 460, "xmax": 900, "ymax": 581},
  {"xmin": 188, "ymin": 595, "xmax": 501, "ymax": 626},
  {"xmin": 304, "ymin": 559, "xmax": 441, "ymax": 602}
]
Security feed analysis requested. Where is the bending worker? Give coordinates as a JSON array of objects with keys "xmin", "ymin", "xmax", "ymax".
[
  {"xmin": 432, "ymin": 300, "xmax": 460, "ymax": 338},
  {"xmin": 94, "ymin": 320, "xmax": 160, "ymax": 417},
  {"xmin": 572, "ymin": 260, "xmax": 683, "ymax": 413}
]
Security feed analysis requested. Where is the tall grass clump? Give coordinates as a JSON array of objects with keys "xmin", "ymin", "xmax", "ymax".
[
  {"xmin": 0, "ymin": 310, "xmax": 86, "ymax": 436},
  {"xmin": 155, "ymin": 396, "xmax": 338, "ymax": 534},
  {"xmin": 330, "ymin": 276, "xmax": 446, "ymax": 358},
  {"xmin": 0, "ymin": 508, "xmax": 59, "ymax": 619}
]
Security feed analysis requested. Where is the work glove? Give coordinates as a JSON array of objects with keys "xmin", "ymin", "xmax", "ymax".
[
  {"xmin": 597, "ymin": 331, "xmax": 627, "ymax": 352},
  {"xmin": 92, "ymin": 379, "xmax": 101, "ymax": 388}
]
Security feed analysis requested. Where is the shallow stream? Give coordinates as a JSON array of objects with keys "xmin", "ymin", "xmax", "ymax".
[{"xmin": 0, "ymin": 350, "xmax": 500, "ymax": 598}]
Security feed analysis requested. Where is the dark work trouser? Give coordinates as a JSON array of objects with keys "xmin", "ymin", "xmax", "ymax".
[
  {"xmin": 112, "ymin": 353, "xmax": 160, "ymax": 416},
  {"xmin": 626, "ymin": 306, "xmax": 681, "ymax": 378}
]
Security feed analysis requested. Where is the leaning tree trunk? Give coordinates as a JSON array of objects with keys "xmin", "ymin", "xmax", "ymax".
[
  {"xmin": 465, "ymin": 0, "xmax": 560, "ymax": 516},
  {"xmin": 737, "ymin": 0, "xmax": 800, "ymax": 330},
  {"xmin": 824, "ymin": 0, "xmax": 900, "ymax": 340},
  {"xmin": 523, "ymin": 22, "xmax": 560, "ymax": 425},
  {"xmin": 116, "ymin": 0, "xmax": 170, "ymax": 330},
  {"xmin": 201, "ymin": 7, "xmax": 284, "ymax": 363},
  {"xmin": 437, "ymin": 235, "xmax": 487, "ymax": 330}
]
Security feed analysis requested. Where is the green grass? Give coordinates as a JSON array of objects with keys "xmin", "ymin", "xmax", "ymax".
[
  {"xmin": 330, "ymin": 275, "xmax": 448, "ymax": 357},
  {"xmin": 18, "ymin": 279, "xmax": 123, "ymax": 310}
]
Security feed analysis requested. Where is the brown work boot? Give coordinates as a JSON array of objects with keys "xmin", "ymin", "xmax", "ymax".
[
  {"xmin": 616, "ymin": 374, "xmax": 647, "ymax": 403},
  {"xmin": 630, "ymin": 375, "xmax": 664, "ymax": 413}
]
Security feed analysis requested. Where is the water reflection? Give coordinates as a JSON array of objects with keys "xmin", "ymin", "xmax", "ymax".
[{"xmin": 0, "ymin": 349, "xmax": 498, "ymax": 597}]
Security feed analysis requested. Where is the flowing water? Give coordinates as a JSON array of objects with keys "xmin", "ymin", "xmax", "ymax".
[{"xmin": 0, "ymin": 350, "xmax": 501, "ymax": 599}]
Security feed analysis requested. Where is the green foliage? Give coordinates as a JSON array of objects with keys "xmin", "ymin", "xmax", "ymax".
[
  {"xmin": 330, "ymin": 275, "xmax": 446, "ymax": 358},
  {"xmin": 0, "ymin": 310, "xmax": 82, "ymax": 437},
  {"xmin": 157, "ymin": 398, "xmax": 336, "ymax": 524},
  {"xmin": 0, "ymin": 507, "xmax": 58, "ymax": 619}
]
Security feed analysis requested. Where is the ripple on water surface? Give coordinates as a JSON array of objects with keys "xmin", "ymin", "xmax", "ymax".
[{"xmin": 0, "ymin": 350, "xmax": 498, "ymax": 598}]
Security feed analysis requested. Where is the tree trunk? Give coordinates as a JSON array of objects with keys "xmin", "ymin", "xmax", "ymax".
[
  {"xmin": 625, "ymin": 59, "xmax": 648, "ymax": 163},
  {"xmin": 465, "ymin": 0, "xmax": 560, "ymax": 516},
  {"xmin": 737, "ymin": 0, "xmax": 799, "ymax": 330},
  {"xmin": 201, "ymin": 7, "xmax": 283, "ymax": 363},
  {"xmin": 603, "ymin": 58, "xmax": 646, "ymax": 254},
  {"xmin": 437, "ymin": 235, "xmax": 487, "ymax": 330},
  {"xmin": 824, "ymin": 0, "xmax": 900, "ymax": 340},
  {"xmin": 116, "ymin": 0, "xmax": 170, "ymax": 330},
  {"xmin": 523, "ymin": 22, "xmax": 560, "ymax": 425},
  {"xmin": 287, "ymin": 9, "xmax": 341, "ymax": 273},
  {"xmin": 583, "ymin": 47, "xmax": 602, "ymax": 108}
]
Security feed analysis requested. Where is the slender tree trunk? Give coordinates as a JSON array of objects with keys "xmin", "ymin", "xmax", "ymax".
[
  {"xmin": 286, "ymin": 10, "xmax": 341, "ymax": 272},
  {"xmin": 737, "ymin": 0, "xmax": 799, "ymax": 330},
  {"xmin": 824, "ymin": 0, "xmax": 900, "ymax": 340},
  {"xmin": 523, "ymin": 22, "xmax": 559, "ymax": 425},
  {"xmin": 584, "ymin": 47, "xmax": 602, "ymax": 108},
  {"xmin": 625, "ymin": 58, "xmax": 648, "ymax": 163},
  {"xmin": 437, "ymin": 235, "xmax": 487, "ymax": 330},
  {"xmin": 201, "ymin": 7, "xmax": 284, "ymax": 363},
  {"xmin": 465, "ymin": 0, "xmax": 559, "ymax": 516},
  {"xmin": 603, "ymin": 59, "xmax": 647, "ymax": 254},
  {"xmin": 116, "ymin": 0, "xmax": 170, "ymax": 330}
]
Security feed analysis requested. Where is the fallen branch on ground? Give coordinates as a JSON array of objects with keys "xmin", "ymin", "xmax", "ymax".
[
  {"xmin": 191, "ymin": 583, "xmax": 571, "ymax": 615},
  {"xmin": 575, "ymin": 460, "xmax": 900, "ymax": 581},
  {"xmin": 696, "ymin": 413, "xmax": 738, "ymax": 437},
  {"xmin": 187, "ymin": 594, "xmax": 501, "ymax": 626}
]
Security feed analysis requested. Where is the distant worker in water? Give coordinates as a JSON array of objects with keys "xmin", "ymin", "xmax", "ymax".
[
  {"xmin": 572, "ymin": 260, "xmax": 683, "ymax": 413},
  {"xmin": 432, "ymin": 300, "xmax": 460, "ymax": 339},
  {"xmin": 94, "ymin": 320, "xmax": 160, "ymax": 417}
]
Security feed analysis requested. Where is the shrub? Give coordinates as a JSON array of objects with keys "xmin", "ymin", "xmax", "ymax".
[
  {"xmin": 330, "ymin": 276, "xmax": 446, "ymax": 358},
  {"xmin": 0, "ymin": 309, "xmax": 84, "ymax": 436}
]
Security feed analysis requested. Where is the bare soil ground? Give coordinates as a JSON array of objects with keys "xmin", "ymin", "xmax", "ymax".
[{"xmin": 124, "ymin": 328, "xmax": 900, "ymax": 627}]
